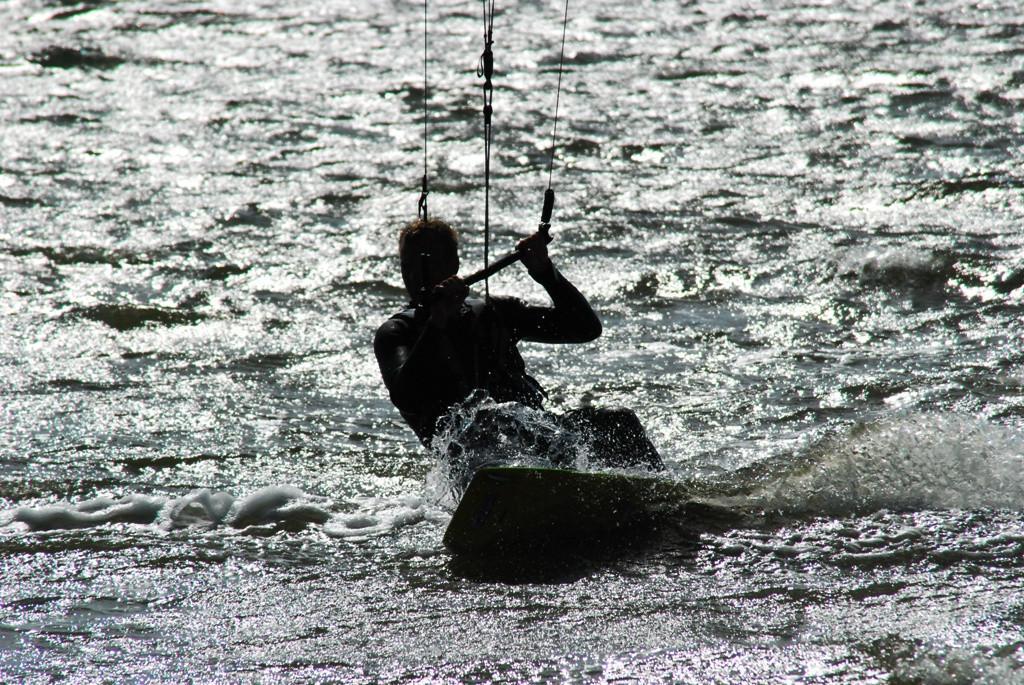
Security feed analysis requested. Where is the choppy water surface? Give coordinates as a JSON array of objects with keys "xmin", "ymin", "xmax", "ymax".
[{"xmin": 2, "ymin": 0, "xmax": 1024, "ymax": 682}]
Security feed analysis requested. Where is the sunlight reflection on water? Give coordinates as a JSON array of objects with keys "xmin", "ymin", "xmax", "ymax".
[{"xmin": 2, "ymin": 0, "xmax": 1024, "ymax": 681}]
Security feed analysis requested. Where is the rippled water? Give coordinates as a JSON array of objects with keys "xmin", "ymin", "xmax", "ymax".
[{"xmin": 2, "ymin": 0, "xmax": 1024, "ymax": 682}]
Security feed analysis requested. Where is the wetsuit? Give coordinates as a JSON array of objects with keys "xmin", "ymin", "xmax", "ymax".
[{"xmin": 374, "ymin": 265, "xmax": 662, "ymax": 471}]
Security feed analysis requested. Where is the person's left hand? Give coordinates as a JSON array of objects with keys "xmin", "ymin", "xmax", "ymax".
[{"xmin": 517, "ymin": 230, "xmax": 553, "ymax": 277}]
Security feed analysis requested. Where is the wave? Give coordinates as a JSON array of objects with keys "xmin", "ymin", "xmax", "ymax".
[
  {"xmin": 836, "ymin": 246, "xmax": 955, "ymax": 291},
  {"xmin": 27, "ymin": 45, "xmax": 125, "ymax": 70},
  {"xmin": 869, "ymin": 636, "xmax": 1024, "ymax": 685},
  {"xmin": 722, "ymin": 414, "xmax": 1024, "ymax": 517},
  {"xmin": 68, "ymin": 303, "xmax": 207, "ymax": 331}
]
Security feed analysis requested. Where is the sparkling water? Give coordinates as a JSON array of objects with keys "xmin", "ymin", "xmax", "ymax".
[{"xmin": 2, "ymin": 0, "xmax": 1023, "ymax": 682}]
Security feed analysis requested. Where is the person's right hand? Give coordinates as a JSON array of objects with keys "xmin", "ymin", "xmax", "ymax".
[{"xmin": 427, "ymin": 276, "xmax": 468, "ymax": 329}]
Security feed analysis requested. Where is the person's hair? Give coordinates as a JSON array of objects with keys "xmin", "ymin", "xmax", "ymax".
[{"xmin": 398, "ymin": 218, "xmax": 458, "ymax": 259}]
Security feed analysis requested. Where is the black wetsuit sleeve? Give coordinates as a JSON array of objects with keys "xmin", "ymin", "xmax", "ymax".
[{"xmin": 499, "ymin": 265, "xmax": 602, "ymax": 343}]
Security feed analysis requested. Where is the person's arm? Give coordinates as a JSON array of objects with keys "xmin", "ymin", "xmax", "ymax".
[{"xmin": 505, "ymin": 231, "xmax": 602, "ymax": 343}]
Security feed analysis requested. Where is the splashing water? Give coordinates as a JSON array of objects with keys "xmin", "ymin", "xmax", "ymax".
[{"xmin": 428, "ymin": 394, "xmax": 591, "ymax": 496}]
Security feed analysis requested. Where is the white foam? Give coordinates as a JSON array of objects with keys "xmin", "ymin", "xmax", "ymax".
[
  {"xmin": 3, "ymin": 484, "xmax": 450, "ymax": 542},
  {"xmin": 13, "ymin": 494, "xmax": 166, "ymax": 531},
  {"xmin": 163, "ymin": 488, "xmax": 235, "ymax": 528},
  {"xmin": 322, "ymin": 495, "xmax": 449, "ymax": 539},
  {"xmin": 229, "ymin": 485, "xmax": 329, "ymax": 528},
  {"xmin": 7, "ymin": 485, "xmax": 335, "ymax": 534}
]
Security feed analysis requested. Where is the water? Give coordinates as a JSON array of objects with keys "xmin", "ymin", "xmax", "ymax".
[{"xmin": 2, "ymin": 0, "xmax": 1023, "ymax": 681}]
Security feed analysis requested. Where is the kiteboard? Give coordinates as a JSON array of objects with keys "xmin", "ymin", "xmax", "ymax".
[{"xmin": 443, "ymin": 466, "xmax": 701, "ymax": 555}]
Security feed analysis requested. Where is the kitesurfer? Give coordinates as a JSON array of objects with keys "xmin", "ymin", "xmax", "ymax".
[{"xmin": 374, "ymin": 217, "xmax": 663, "ymax": 474}]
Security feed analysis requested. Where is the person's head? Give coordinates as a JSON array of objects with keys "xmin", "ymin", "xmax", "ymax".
[{"xmin": 399, "ymin": 218, "xmax": 460, "ymax": 300}]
